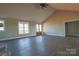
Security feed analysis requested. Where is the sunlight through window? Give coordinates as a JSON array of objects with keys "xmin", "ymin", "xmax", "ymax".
[
  {"xmin": 18, "ymin": 21, "xmax": 29, "ymax": 34},
  {"xmin": 0, "ymin": 20, "xmax": 5, "ymax": 31},
  {"xmin": 36, "ymin": 24, "xmax": 42, "ymax": 32}
]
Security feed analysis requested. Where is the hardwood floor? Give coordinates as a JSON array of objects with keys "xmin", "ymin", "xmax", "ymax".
[{"xmin": 0, "ymin": 35, "xmax": 79, "ymax": 56}]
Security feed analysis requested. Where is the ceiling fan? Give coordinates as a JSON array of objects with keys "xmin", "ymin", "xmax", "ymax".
[{"xmin": 40, "ymin": 3, "xmax": 48, "ymax": 8}]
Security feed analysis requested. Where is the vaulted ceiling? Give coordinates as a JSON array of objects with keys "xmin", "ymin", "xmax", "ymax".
[
  {"xmin": 0, "ymin": 3, "xmax": 79, "ymax": 23},
  {"xmin": 0, "ymin": 3, "xmax": 54, "ymax": 23},
  {"xmin": 48, "ymin": 3, "xmax": 79, "ymax": 11}
]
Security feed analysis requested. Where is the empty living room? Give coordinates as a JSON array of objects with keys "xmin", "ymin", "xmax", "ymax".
[{"xmin": 0, "ymin": 3, "xmax": 79, "ymax": 57}]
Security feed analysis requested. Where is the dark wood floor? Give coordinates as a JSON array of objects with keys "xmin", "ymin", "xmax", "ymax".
[{"xmin": 0, "ymin": 35, "xmax": 79, "ymax": 56}]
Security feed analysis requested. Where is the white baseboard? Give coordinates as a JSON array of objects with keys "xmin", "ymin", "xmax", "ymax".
[
  {"xmin": 0, "ymin": 35, "xmax": 36, "ymax": 41},
  {"xmin": 47, "ymin": 34, "xmax": 65, "ymax": 37},
  {"xmin": 0, "ymin": 34, "xmax": 66, "ymax": 41}
]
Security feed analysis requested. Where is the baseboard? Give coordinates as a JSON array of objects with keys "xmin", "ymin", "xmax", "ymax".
[
  {"xmin": 0, "ymin": 35, "xmax": 36, "ymax": 41},
  {"xmin": 0, "ymin": 34, "xmax": 66, "ymax": 41},
  {"xmin": 46, "ymin": 34, "xmax": 65, "ymax": 37}
]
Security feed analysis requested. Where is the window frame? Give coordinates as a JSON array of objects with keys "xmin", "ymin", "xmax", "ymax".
[
  {"xmin": 36, "ymin": 24, "xmax": 42, "ymax": 32},
  {"xmin": 18, "ymin": 21, "xmax": 29, "ymax": 35},
  {"xmin": 0, "ymin": 20, "xmax": 5, "ymax": 32}
]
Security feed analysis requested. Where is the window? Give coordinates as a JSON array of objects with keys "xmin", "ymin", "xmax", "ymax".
[
  {"xmin": 0, "ymin": 20, "xmax": 5, "ymax": 31},
  {"xmin": 36, "ymin": 24, "xmax": 42, "ymax": 32},
  {"xmin": 18, "ymin": 21, "xmax": 29, "ymax": 34}
]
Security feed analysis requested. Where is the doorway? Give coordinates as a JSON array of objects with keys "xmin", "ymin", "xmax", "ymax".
[{"xmin": 65, "ymin": 20, "xmax": 79, "ymax": 36}]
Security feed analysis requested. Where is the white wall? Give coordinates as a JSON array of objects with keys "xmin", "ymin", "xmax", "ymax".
[
  {"xmin": 0, "ymin": 17, "xmax": 36, "ymax": 41},
  {"xmin": 43, "ymin": 10, "xmax": 79, "ymax": 36}
]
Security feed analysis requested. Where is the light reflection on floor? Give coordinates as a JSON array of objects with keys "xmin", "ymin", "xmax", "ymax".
[
  {"xmin": 0, "ymin": 36, "xmax": 79, "ymax": 56},
  {"xmin": 18, "ymin": 38, "xmax": 31, "ymax": 56},
  {"xmin": 35, "ymin": 36, "xmax": 48, "ymax": 55}
]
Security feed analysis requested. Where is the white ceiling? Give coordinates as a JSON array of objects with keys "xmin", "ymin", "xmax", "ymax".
[
  {"xmin": 49, "ymin": 3, "xmax": 79, "ymax": 11},
  {"xmin": 1, "ymin": 3, "xmax": 79, "ymax": 23},
  {"xmin": 0, "ymin": 3, "xmax": 54, "ymax": 23}
]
